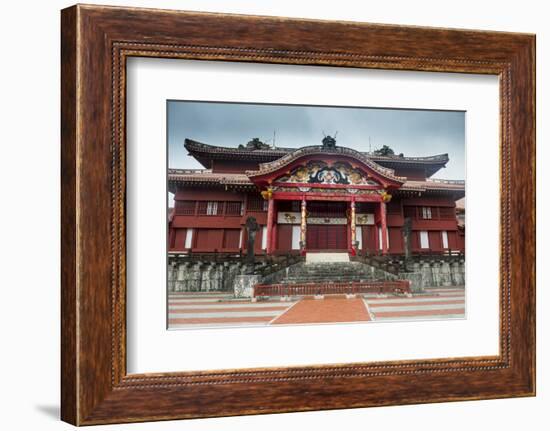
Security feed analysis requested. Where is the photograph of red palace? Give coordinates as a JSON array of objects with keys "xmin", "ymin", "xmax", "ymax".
[{"xmin": 167, "ymin": 101, "xmax": 466, "ymax": 329}]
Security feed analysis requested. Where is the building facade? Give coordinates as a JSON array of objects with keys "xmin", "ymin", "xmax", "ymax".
[{"xmin": 168, "ymin": 137, "xmax": 465, "ymax": 257}]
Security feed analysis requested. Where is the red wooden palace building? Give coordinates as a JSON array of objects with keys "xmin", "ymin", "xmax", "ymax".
[{"xmin": 168, "ymin": 137, "xmax": 465, "ymax": 257}]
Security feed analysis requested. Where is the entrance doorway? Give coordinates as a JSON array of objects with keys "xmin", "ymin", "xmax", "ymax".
[{"xmin": 306, "ymin": 224, "xmax": 347, "ymax": 250}]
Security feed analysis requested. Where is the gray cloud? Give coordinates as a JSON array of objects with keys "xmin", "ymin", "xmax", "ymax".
[{"xmin": 168, "ymin": 101, "xmax": 465, "ymax": 180}]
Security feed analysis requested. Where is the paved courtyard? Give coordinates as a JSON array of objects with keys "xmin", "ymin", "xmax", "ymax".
[{"xmin": 168, "ymin": 286, "xmax": 465, "ymax": 329}]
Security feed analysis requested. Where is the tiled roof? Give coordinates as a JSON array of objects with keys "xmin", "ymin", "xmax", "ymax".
[
  {"xmin": 369, "ymin": 153, "xmax": 449, "ymax": 164},
  {"xmin": 184, "ymin": 139, "xmax": 449, "ymax": 166},
  {"xmin": 400, "ymin": 178, "xmax": 465, "ymax": 192},
  {"xmin": 184, "ymin": 139, "xmax": 289, "ymax": 164},
  {"xmin": 168, "ymin": 169, "xmax": 252, "ymax": 185}
]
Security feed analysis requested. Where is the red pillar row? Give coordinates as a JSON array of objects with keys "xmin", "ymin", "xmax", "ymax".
[
  {"xmin": 266, "ymin": 198, "xmax": 275, "ymax": 254},
  {"xmin": 380, "ymin": 201, "xmax": 388, "ymax": 255}
]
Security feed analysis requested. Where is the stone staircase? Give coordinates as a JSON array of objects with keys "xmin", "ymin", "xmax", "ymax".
[{"xmin": 261, "ymin": 260, "xmax": 397, "ymax": 286}]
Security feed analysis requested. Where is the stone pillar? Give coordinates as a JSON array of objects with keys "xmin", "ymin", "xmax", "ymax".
[
  {"xmin": 176, "ymin": 262, "xmax": 188, "ymax": 292},
  {"xmin": 421, "ymin": 260, "xmax": 433, "ymax": 287},
  {"xmin": 459, "ymin": 259, "xmax": 466, "ymax": 286},
  {"xmin": 300, "ymin": 198, "xmax": 307, "ymax": 254},
  {"xmin": 266, "ymin": 198, "xmax": 275, "ymax": 254},
  {"xmin": 432, "ymin": 261, "xmax": 441, "ymax": 287},
  {"xmin": 233, "ymin": 274, "xmax": 262, "ymax": 298},
  {"xmin": 201, "ymin": 263, "xmax": 214, "ymax": 291},
  {"xmin": 191, "ymin": 262, "xmax": 202, "ymax": 291},
  {"xmin": 450, "ymin": 261, "xmax": 462, "ymax": 285},
  {"xmin": 226, "ymin": 262, "xmax": 239, "ymax": 291},
  {"xmin": 349, "ymin": 199, "xmax": 357, "ymax": 256},
  {"xmin": 380, "ymin": 201, "xmax": 388, "ymax": 255},
  {"xmin": 167, "ymin": 261, "xmax": 177, "ymax": 292},
  {"xmin": 440, "ymin": 261, "xmax": 452, "ymax": 286},
  {"xmin": 175, "ymin": 265, "xmax": 183, "ymax": 290},
  {"xmin": 211, "ymin": 263, "xmax": 223, "ymax": 291}
]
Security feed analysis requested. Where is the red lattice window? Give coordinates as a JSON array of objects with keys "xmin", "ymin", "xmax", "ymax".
[
  {"xmin": 421, "ymin": 206, "xmax": 432, "ymax": 219},
  {"xmin": 438, "ymin": 207, "xmax": 456, "ymax": 219},
  {"xmin": 225, "ymin": 201, "xmax": 243, "ymax": 216},
  {"xmin": 403, "ymin": 206, "xmax": 417, "ymax": 219},
  {"xmin": 175, "ymin": 200, "xmax": 196, "ymax": 215},
  {"xmin": 247, "ymin": 195, "xmax": 267, "ymax": 212},
  {"xmin": 307, "ymin": 201, "xmax": 347, "ymax": 217},
  {"xmin": 386, "ymin": 200, "xmax": 402, "ymax": 215},
  {"xmin": 197, "ymin": 201, "xmax": 222, "ymax": 216}
]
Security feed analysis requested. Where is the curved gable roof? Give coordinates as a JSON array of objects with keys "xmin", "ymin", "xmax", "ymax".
[{"xmin": 246, "ymin": 145, "xmax": 406, "ymax": 187}]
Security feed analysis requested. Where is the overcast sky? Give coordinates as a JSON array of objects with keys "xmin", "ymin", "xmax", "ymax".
[{"xmin": 168, "ymin": 101, "xmax": 465, "ymax": 180}]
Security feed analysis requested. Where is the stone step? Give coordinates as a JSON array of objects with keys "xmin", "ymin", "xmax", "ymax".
[
  {"xmin": 287, "ymin": 275, "xmax": 379, "ymax": 278},
  {"xmin": 262, "ymin": 259, "xmax": 397, "ymax": 286},
  {"xmin": 305, "ymin": 252, "xmax": 350, "ymax": 263},
  {"xmin": 286, "ymin": 271, "xmax": 379, "ymax": 277}
]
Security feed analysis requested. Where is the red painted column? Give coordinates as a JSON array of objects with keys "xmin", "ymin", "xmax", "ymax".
[
  {"xmin": 271, "ymin": 200, "xmax": 278, "ymax": 253},
  {"xmin": 347, "ymin": 222, "xmax": 351, "ymax": 254},
  {"xmin": 349, "ymin": 198, "xmax": 357, "ymax": 256},
  {"xmin": 380, "ymin": 201, "xmax": 388, "ymax": 255},
  {"xmin": 266, "ymin": 198, "xmax": 275, "ymax": 254},
  {"xmin": 300, "ymin": 197, "xmax": 307, "ymax": 255}
]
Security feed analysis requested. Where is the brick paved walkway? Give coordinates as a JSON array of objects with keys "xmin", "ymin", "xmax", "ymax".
[
  {"xmin": 270, "ymin": 295, "xmax": 371, "ymax": 325},
  {"xmin": 364, "ymin": 286, "xmax": 465, "ymax": 321},
  {"xmin": 168, "ymin": 286, "xmax": 465, "ymax": 329},
  {"xmin": 168, "ymin": 292, "xmax": 296, "ymax": 329}
]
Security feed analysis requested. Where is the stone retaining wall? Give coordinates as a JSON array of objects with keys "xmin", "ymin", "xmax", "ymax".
[
  {"xmin": 168, "ymin": 256, "xmax": 466, "ymax": 293},
  {"xmin": 399, "ymin": 259, "xmax": 465, "ymax": 291},
  {"xmin": 168, "ymin": 259, "xmax": 263, "ymax": 292}
]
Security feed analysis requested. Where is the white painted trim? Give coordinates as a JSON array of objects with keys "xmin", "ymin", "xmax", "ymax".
[
  {"xmin": 442, "ymin": 230, "xmax": 449, "ymax": 249},
  {"xmin": 420, "ymin": 230, "xmax": 430, "ymax": 249},
  {"xmin": 261, "ymin": 226, "xmax": 268, "ymax": 250},
  {"xmin": 291, "ymin": 225, "xmax": 301, "ymax": 250},
  {"xmin": 355, "ymin": 213, "xmax": 374, "ymax": 225},
  {"xmin": 184, "ymin": 228, "xmax": 193, "ymax": 249}
]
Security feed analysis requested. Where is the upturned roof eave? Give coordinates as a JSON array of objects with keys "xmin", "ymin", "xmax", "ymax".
[{"xmin": 184, "ymin": 139, "xmax": 451, "ymax": 167}]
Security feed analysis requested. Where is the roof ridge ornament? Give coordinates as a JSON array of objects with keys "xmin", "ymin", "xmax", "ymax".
[
  {"xmin": 240, "ymin": 137, "xmax": 271, "ymax": 150},
  {"xmin": 321, "ymin": 134, "xmax": 337, "ymax": 149}
]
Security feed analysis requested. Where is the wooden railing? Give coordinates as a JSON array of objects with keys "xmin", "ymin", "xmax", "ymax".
[{"xmin": 253, "ymin": 280, "xmax": 411, "ymax": 298}]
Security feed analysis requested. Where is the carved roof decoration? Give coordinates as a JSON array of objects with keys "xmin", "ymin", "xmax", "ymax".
[
  {"xmin": 246, "ymin": 145, "xmax": 407, "ymax": 184},
  {"xmin": 275, "ymin": 161, "xmax": 381, "ymax": 186}
]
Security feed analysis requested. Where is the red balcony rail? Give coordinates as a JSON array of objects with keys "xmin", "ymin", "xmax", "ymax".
[{"xmin": 253, "ymin": 280, "xmax": 411, "ymax": 298}]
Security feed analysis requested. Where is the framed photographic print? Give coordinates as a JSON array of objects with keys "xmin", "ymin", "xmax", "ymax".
[{"xmin": 61, "ymin": 4, "xmax": 535, "ymax": 425}]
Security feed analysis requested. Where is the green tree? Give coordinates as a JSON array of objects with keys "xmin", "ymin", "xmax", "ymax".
[{"xmin": 374, "ymin": 145, "xmax": 395, "ymax": 156}]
